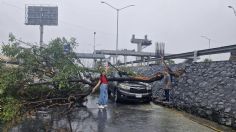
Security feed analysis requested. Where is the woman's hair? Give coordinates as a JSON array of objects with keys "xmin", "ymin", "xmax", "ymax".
[{"xmin": 100, "ymin": 69, "xmax": 105, "ymax": 74}]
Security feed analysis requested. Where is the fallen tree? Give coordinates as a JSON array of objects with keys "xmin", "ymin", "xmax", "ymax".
[
  {"xmin": 0, "ymin": 34, "xmax": 184, "ymax": 125},
  {"xmin": 0, "ymin": 34, "xmax": 96, "ymax": 122}
]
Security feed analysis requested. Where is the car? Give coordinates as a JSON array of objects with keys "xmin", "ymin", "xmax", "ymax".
[{"xmin": 108, "ymin": 72, "xmax": 152, "ymax": 103}]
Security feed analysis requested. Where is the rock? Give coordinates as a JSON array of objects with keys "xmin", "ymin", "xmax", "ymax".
[
  {"xmin": 224, "ymin": 107, "xmax": 231, "ymax": 113},
  {"xmin": 199, "ymin": 82, "xmax": 208, "ymax": 88},
  {"xmin": 187, "ymin": 79, "xmax": 193, "ymax": 84},
  {"xmin": 218, "ymin": 105, "xmax": 225, "ymax": 110},
  {"xmin": 219, "ymin": 118, "xmax": 227, "ymax": 125},
  {"xmin": 179, "ymin": 78, "xmax": 183, "ymax": 83},
  {"xmin": 135, "ymin": 61, "xmax": 236, "ymax": 128},
  {"xmin": 210, "ymin": 63, "xmax": 217, "ymax": 68},
  {"xmin": 206, "ymin": 110, "xmax": 212, "ymax": 115},
  {"xmin": 230, "ymin": 99, "xmax": 236, "ymax": 103},
  {"xmin": 226, "ymin": 118, "xmax": 232, "ymax": 126},
  {"xmin": 219, "ymin": 94, "xmax": 225, "ymax": 97},
  {"xmin": 220, "ymin": 71, "xmax": 227, "ymax": 76},
  {"xmin": 200, "ymin": 102, "xmax": 207, "ymax": 107}
]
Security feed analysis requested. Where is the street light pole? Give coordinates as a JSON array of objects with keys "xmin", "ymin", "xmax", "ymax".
[
  {"xmin": 201, "ymin": 36, "xmax": 211, "ymax": 49},
  {"xmin": 201, "ymin": 36, "xmax": 211, "ymax": 59},
  {"xmin": 93, "ymin": 32, "xmax": 96, "ymax": 68},
  {"xmin": 228, "ymin": 6, "xmax": 236, "ymax": 61},
  {"xmin": 228, "ymin": 6, "xmax": 236, "ymax": 16},
  {"xmin": 116, "ymin": 11, "xmax": 119, "ymax": 64},
  {"xmin": 93, "ymin": 32, "xmax": 96, "ymax": 54},
  {"xmin": 101, "ymin": 1, "xmax": 134, "ymax": 64}
]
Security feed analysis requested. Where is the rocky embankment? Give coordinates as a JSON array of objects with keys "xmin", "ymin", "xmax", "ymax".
[{"xmin": 132, "ymin": 61, "xmax": 236, "ymax": 128}]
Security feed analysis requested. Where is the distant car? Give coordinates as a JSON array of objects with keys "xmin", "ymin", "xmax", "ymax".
[{"xmin": 108, "ymin": 72, "xmax": 152, "ymax": 103}]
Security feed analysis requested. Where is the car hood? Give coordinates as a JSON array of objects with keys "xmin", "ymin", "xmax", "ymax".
[{"xmin": 119, "ymin": 81, "xmax": 150, "ymax": 87}]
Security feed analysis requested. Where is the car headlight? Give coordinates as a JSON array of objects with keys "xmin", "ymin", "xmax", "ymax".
[
  {"xmin": 146, "ymin": 84, "xmax": 152, "ymax": 90},
  {"xmin": 118, "ymin": 84, "xmax": 130, "ymax": 90}
]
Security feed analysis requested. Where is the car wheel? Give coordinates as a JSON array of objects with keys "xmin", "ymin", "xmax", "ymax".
[
  {"xmin": 144, "ymin": 99, "xmax": 151, "ymax": 103},
  {"xmin": 114, "ymin": 89, "xmax": 120, "ymax": 103},
  {"xmin": 108, "ymin": 89, "xmax": 111, "ymax": 98},
  {"xmin": 143, "ymin": 97, "xmax": 152, "ymax": 103}
]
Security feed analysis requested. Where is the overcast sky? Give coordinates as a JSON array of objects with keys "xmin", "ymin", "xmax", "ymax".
[{"xmin": 0, "ymin": 0, "xmax": 236, "ymax": 62}]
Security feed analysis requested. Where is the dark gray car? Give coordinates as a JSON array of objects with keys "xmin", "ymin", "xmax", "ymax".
[{"xmin": 108, "ymin": 72, "xmax": 152, "ymax": 103}]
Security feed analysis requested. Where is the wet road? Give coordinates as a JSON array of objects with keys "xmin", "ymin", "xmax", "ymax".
[
  {"xmin": 86, "ymin": 96, "xmax": 215, "ymax": 132},
  {"xmin": 5, "ymin": 95, "xmax": 232, "ymax": 132}
]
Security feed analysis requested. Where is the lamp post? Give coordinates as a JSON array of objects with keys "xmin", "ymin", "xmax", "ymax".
[
  {"xmin": 228, "ymin": 6, "xmax": 236, "ymax": 16},
  {"xmin": 201, "ymin": 36, "xmax": 211, "ymax": 59},
  {"xmin": 228, "ymin": 6, "xmax": 236, "ymax": 61},
  {"xmin": 201, "ymin": 36, "xmax": 211, "ymax": 49},
  {"xmin": 93, "ymin": 32, "xmax": 96, "ymax": 54},
  {"xmin": 93, "ymin": 32, "xmax": 96, "ymax": 68},
  {"xmin": 101, "ymin": 1, "xmax": 134, "ymax": 64}
]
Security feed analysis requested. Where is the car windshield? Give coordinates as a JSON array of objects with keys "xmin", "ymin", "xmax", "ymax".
[{"xmin": 110, "ymin": 71, "xmax": 128, "ymax": 78}]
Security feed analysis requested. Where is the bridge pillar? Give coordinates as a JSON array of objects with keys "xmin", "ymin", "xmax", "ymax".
[
  {"xmin": 147, "ymin": 57, "xmax": 150, "ymax": 65},
  {"xmin": 124, "ymin": 56, "xmax": 127, "ymax": 66},
  {"xmin": 93, "ymin": 59, "xmax": 97, "ymax": 68},
  {"xmin": 229, "ymin": 50, "xmax": 236, "ymax": 61},
  {"xmin": 138, "ymin": 43, "xmax": 142, "ymax": 60},
  {"xmin": 112, "ymin": 56, "xmax": 116, "ymax": 64},
  {"xmin": 193, "ymin": 50, "xmax": 198, "ymax": 62}
]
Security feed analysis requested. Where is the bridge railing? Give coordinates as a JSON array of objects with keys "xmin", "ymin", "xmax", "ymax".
[{"xmin": 118, "ymin": 44, "xmax": 236, "ymax": 65}]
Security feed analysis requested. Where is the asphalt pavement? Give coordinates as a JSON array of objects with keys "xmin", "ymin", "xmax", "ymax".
[{"xmin": 6, "ymin": 95, "xmax": 235, "ymax": 132}]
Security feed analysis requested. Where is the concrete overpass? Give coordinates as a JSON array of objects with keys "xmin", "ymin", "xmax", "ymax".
[
  {"xmin": 118, "ymin": 44, "xmax": 236, "ymax": 65},
  {"xmin": 75, "ymin": 53, "xmax": 105, "ymax": 59},
  {"xmin": 95, "ymin": 50, "xmax": 161, "ymax": 57}
]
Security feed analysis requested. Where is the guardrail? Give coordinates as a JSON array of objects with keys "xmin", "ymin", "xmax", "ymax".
[
  {"xmin": 95, "ymin": 50, "xmax": 159, "ymax": 57},
  {"xmin": 75, "ymin": 53, "xmax": 105, "ymax": 59},
  {"xmin": 118, "ymin": 44, "xmax": 236, "ymax": 65},
  {"xmin": 164, "ymin": 44, "xmax": 236, "ymax": 59}
]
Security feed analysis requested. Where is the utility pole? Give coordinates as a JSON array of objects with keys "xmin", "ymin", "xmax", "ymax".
[{"xmin": 39, "ymin": 25, "xmax": 43, "ymax": 46}]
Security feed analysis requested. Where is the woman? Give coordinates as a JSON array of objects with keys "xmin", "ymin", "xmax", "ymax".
[
  {"xmin": 92, "ymin": 70, "xmax": 109, "ymax": 109},
  {"xmin": 161, "ymin": 57, "xmax": 172, "ymax": 102},
  {"xmin": 163, "ymin": 68, "xmax": 172, "ymax": 102}
]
